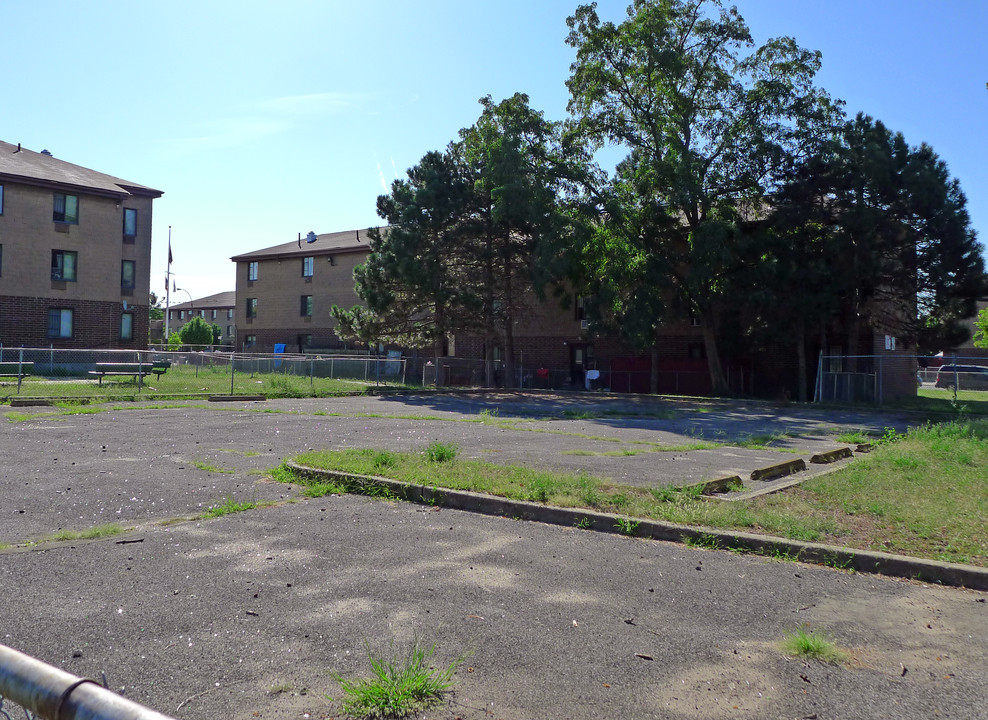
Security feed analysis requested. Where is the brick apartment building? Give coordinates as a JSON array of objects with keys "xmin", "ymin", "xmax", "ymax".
[
  {"xmin": 230, "ymin": 226, "xmax": 713, "ymax": 389},
  {"xmin": 231, "ymin": 229, "xmax": 373, "ymax": 352},
  {"xmin": 0, "ymin": 141, "xmax": 162, "ymax": 348},
  {"xmin": 166, "ymin": 291, "xmax": 237, "ymax": 347},
  {"xmin": 232, "ymin": 226, "xmax": 917, "ymax": 400}
]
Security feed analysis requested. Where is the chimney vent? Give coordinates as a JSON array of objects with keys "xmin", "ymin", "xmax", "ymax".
[{"xmin": 41, "ymin": 149, "xmax": 52, "ymax": 156}]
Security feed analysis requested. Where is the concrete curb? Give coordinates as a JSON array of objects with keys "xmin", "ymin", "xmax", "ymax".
[{"xmin": 287, "ymin": 462, "xmax": 988, "ymax": 592}]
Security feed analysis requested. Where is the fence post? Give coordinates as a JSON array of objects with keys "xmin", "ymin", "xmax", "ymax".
[
  {"xmin": 17, "ymin": 348, "xmax": 24, "ymax": 394},
  {"xmin": 310, "ymin": 358, "xmax": 315, "ymax": 389},
  {"xmin": 230, "ymin": 353, "xmax": 235, "ymax": 395}
]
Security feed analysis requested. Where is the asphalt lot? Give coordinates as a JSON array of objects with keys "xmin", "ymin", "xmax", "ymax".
[{"xmin": 2, "ymin": 392, "xmax": 985, "ymax": 719}]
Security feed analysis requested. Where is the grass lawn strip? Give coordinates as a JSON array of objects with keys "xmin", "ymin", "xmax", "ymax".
[{"xmin": 279, "ymin": 419, "xmax": 988, "ymax": 569}]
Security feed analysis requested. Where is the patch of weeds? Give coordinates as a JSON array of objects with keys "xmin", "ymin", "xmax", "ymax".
[
  {"xmin": 46, "ymin": 523, "xmax": 124, "ymax": 542},
  {"xmin": 372, "ymin": 450, "xmax": 398, "ymax": 470},
  {"xmin": 835, "ymin": 430, "xmax": 870, "ymax": 444},
  {"xmin": 268, "ymin": 463, "xmax": 298, "ymax": 484},
  {"xmin": 201, "ymin": 497, "xmax": 258, "ymax": 518},
  {"xmin": 332, "ymin": 640, "xmax": 467, "ymax": 719},
  {"xmin": 562, "ymin": 449, "xmax": 598, "ymax": 456},
  {"xmin": 425, "ymin": 441, "xmax": 458, "ymax": 463},
  {"xmin": 527, "ymin": 475, "xmax": 558, "ymax": 503},
  {"xmin": 575, "ymin": 517, "xmax": 592, "ymax": 530},
  {"xmin": 570, "ymin": 474, "xmax": 598, "ymax": 507},
  {"xmin": 876, "ymin": 427, "xmax": 904, "ymax": 446},
  {"xmin": 781, "ymin": 627, "xmax": 849, "ymax": 665},
  {"xmin": 615, "ymin": 517, "xmax": 640, "ymax": 536},
  {"xmin": 726, "ymin": 480, "xmax": 746, "ymax": 493},
  {"xmin": 191, "ymin": 460, "xmax": 234, "ymax": 474},
  {"xmin": 684, "ymin": 533, "xmax": 721, "ymax": 550},
  {"xmin": 822, "ymin": 553, "xmax": 855, "ymax": 572},
  {"xmin": 610, "ymin": 493, "xmax": 631, "ymax": 510},
  {"xmin": 478, "ymin": 407, "xmax": 500, "ymax": 419},
  {"xmin": 560, "ymin": 410, "xmax": 598, "ymax": 419},
  {"xmin": 302, "ymin": 482, "xmax": 347, "ymax": 498},
  {"xmin": 768, "ymin": 545, "xmax": 802, "ymax": 563}
]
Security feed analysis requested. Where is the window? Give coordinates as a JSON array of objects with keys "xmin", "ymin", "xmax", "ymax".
[
  {"xmin": 211, "ymin": 309, "xmax": 217, "ymax": 320},
  {"xmin": 199, "ymin": 310, "xmax": 205, "ymax": 318},
  {"xmin": 47, "ymin": 309, "xmax": 73, "ymax": 338},
  {"xmin": 123, "ymin": 208, "xmax": 137, "ymax": 238},
  {"xmin": 53, "ymin": 194, "xmax": 79, "ymax": 224},
  {"xmin": 302, "ymin": 256, "xmax": 314, "ymax": 277},
  {"xmin": 0, "ymin": 184, "xmax": 4, "ymax": 215},
  {"xmin": 121, "ymin": 260, "xmax": 135, "ymax": 289},
  {"xmin": 575, "ymin": 295, "xmax": 586, "ymax": 321},
  {"xmin": 300, "ymin": 295, "xmax": 312, "ymax": 317},
  {"xmin": 51, "ymin": 250, "xmax": 77, "ymax": 281},
  {"xmin": 227, "ymin": 308, "xmax": 233, "ymax": 319},
  {"xmin": 121, "ymin": 312, "xmax": 134, "ymax": 340},
  {"xmin": 248, "ymin": 261, "xmax": 258, "ymax": 281},
  {"xmin": 226, "ymin": 325, "xmax": 232, "ymax": 337},
  {"xmin": 245, "ymin": 335, "xmax": 257, "ymax": 349},
  {"xmin": 246, "ymin": 298, "xmax": 257, "ymax": 318},
  {"xmin": 180, "ymin": 310, "xmax": 185, "ymax": 320}
]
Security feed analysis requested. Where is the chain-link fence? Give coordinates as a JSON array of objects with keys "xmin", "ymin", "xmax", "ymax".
[
  {"xmin": 0, "ymin": 347, "xmax": 407, "ymax": 400},
  {"xmin": 814, "ymin": 353, "xmax": 988, "ymax": 404}
]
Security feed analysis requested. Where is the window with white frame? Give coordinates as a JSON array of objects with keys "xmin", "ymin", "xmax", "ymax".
[
  {"xmin": 302, "ymin": 256, "xmax": 314, "ymax": 277},
  {"xmin": 248, "ymin": 261, "xmax": 258, "ymax": 281}
]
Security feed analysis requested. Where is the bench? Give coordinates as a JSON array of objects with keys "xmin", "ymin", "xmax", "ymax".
[
  {"xmin": 88, "ymin": 361, "xmax": 171, "ymax": 385},
  {"xmin": 151, "ymin": 360, "xmax": 171, "ymax": 378},
  {"xmin": 0, "ymin": 361, "xmax": 33, "ymax": 379},
  {"xmin": 88, "ymin": 363, "xmax": 154, "ymax": 385}
]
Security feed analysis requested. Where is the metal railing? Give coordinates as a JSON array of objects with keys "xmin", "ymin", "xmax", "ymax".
[{"xmin": 0, "ymin": 644, "xmax": 175, "ymax": 720}]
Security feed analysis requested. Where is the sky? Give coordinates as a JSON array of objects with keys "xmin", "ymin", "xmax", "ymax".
[{"xmin": 4, "ymin": 0, "xmax": 986, "ymax": 302}]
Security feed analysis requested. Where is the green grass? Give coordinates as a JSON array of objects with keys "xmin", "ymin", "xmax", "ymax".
[
  {"xmin": 0, "ymin": 364, "xmax": 388, "ymax": 402},
  {"xmin": 191, "ymin": 460, "xmax": 235, "ymax": 474},
  {"xmin": 332, "ymin": 641, "xmax": 466, "ymax": 719},
  {"xmin": 781, "ymin": 627, "xmax": 849, "ymax": 664},
  {"xmin": 44, "ymin": 523, "xmax": 125, "ymax": 543},
  {"xmin": 200, "ymin": 497, "xmax": 259, "ymax": 518},
  {"xmin": 281, "ymin": 419, "xmax": 988, "ymax": 567}
]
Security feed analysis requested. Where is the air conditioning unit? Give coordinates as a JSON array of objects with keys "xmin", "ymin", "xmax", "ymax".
[{"xmin": 580, "ymin": 319, "xmax": 589, "ymax": 330}]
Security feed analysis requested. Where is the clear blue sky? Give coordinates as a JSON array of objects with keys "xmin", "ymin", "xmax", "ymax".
[{"xmin": 4, "ymin": 1, "xmax": 986, "ymax": 301}]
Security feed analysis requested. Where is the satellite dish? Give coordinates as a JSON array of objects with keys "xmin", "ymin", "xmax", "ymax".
[{"xmin": 306, "ymin": 231, "xmax": 317, "ymax": 244}]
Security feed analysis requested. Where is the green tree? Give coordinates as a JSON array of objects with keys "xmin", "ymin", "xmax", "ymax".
[
  {"xmin": 166, "ymin": 331, "xmax": 182, "ymax": 351},
  {"xmin": 768, "ymin": 114, "xmax": 984, "ymax": 360},
  {"xmin": 179, "ymin": 316, "xmax": 214, "ymax": 347},
  {"xmin": 332, "ymin": 149, "xmax": 478, "ymax": 354},
  {"xmin": 973, "ymin": 308, "xmax": 988, "ymax": 349},
  {"xmin": 565, "ymin": 0, "xmax": 839, "ymax": 394},
  {"xmin": 457, "ymin": 93, "xmax": 580, "ymax": 387},
  {"xmin": 149, "ymin": 292, "xmax": 164, "ymax": 321}
]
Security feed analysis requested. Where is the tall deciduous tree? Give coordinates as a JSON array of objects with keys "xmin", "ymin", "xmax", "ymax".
[{"xmin": 565, "ymin": 0, "xmax": 839, "ymax": 394}]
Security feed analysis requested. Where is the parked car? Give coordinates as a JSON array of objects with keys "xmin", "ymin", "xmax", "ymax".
[{"xmin": 934, "ymin": 364, "xmax": 988, "ymax": 391}]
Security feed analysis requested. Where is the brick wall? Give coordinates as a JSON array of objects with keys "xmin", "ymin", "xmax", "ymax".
[{"xmin": 0, "ymin": 295, "xmax": 148, "ymax": 349}]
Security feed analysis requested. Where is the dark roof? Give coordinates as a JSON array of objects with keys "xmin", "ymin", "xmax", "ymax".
[
  {"xmin": 0, "ymin": 141, "xmax": 163, "ymax": 199},
  {"xmin": 169, "ymin": 291, "xmax": 236, "ymax": 311},
  {"xmin": 230, "ymin": 227, "xmax": 380, "ymax": 262}
]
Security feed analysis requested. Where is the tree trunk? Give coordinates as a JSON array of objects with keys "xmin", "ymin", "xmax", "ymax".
[
  {"xmin": 701, "ymin": 323, "xmax": 729, "ymax": 396},
  {"xmin": 795, "ymin": 319, "xmax": 807, "ymax": 402},
  {"xmin": 649, "ymin": 342, "xmax": 660, "ymax": 395},
  {"xmin": 503, "ymin": 268, "xmax": 516, "ymax": 389}
]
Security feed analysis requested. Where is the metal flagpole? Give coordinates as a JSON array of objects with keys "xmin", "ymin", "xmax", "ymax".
[{"xmin": 164, "ymin": 226, "xmax": 173, "ymax": 339}]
